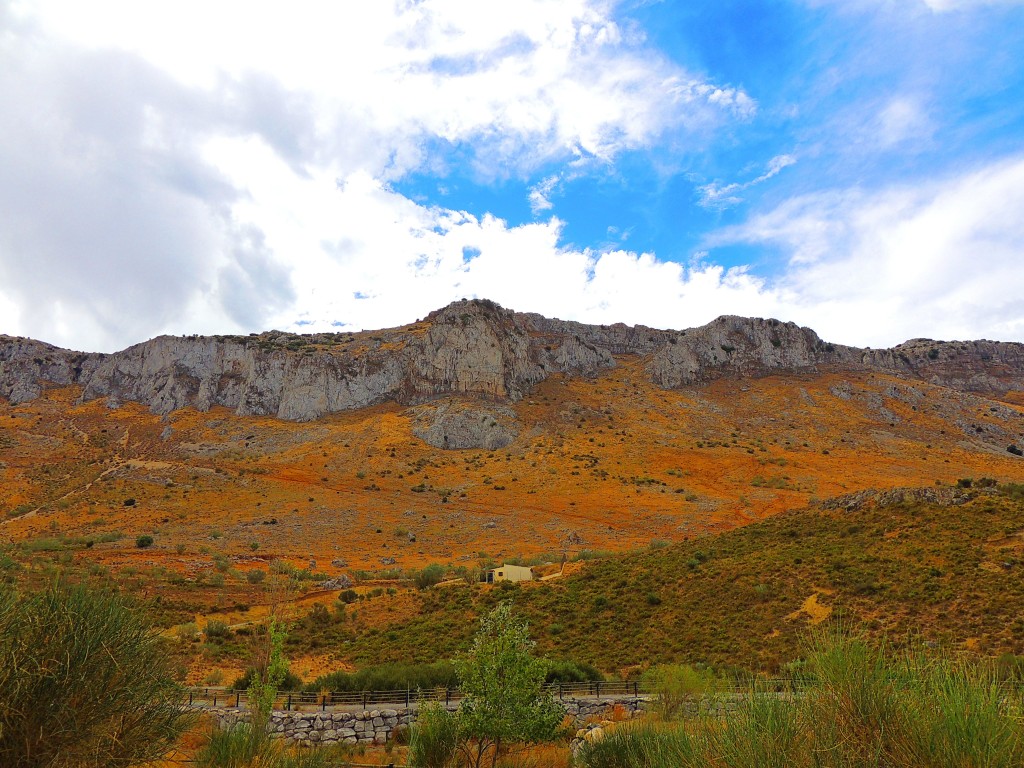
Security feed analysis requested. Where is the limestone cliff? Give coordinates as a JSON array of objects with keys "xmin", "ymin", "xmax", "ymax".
[{"xmin": 2, "ymin": 299, "xmax": 1023, "ymax": 424}]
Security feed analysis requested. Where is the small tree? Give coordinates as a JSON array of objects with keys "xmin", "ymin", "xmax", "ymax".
[
  {"xmin": 0, "ymin": 581, "xmax": 191, "ymax": 767},
  {"xmin": 642, "ymin": 663, "xmax": 720, "ymax": 719},
  {"xmin": 247, "ymin": 617, "xmax": 289, "ymax": 738},
  {"xmin": 453, "ymin": 603, "xmax": 563, "ymax": 768}
]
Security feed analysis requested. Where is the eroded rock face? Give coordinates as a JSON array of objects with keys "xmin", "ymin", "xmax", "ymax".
[
  {"xmin": 410, "ymin": 402, "xmax": 518, "ymax": 450},
  {"xmin": 2, "ymin": 299, "xmax": 1023, "ymax": 425},
  {"xmin": 645, "ymin": 316, "xmax": 857, "ymax": 388}
]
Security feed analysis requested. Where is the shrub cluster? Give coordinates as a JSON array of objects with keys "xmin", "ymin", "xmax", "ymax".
[
  {"xmin": 576, "ymin": 632, "xmax": 1024, "ymax": 768},
  {"xmin": 305, "ymin": 661, "xmax": 458, "ymax": 694}
]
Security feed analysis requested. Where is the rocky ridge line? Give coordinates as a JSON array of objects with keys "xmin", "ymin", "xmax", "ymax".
[{"xmin": 2, "ymin": 299, "xmax": 1023, "ymax": 423}]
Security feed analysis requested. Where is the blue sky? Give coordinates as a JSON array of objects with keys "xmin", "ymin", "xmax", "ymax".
[
  {"xmin": 1, "ymin": 0, "xmax": 1023, "ymax": 352},
  {"xmin": 399, "ymin": 1, "xmax": 1024, "ymax": 270}
]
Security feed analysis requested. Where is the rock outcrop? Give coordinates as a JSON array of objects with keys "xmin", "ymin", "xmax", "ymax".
[
  {"xmin": 411, "ymin": 402, "xmax": 519, "ymax": 450},
  {"xmin": 2, "ymin": 299, "xmax": 1023, "ymax": 427}
]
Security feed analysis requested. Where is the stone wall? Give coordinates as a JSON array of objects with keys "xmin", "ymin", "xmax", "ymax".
[{"xmin": 205, "ymin": 695, "xmax": 647, "ymax": 745}]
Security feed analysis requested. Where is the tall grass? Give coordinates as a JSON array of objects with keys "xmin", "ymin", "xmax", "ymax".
[
  {"xmin": 195, "ymin": 722, "xmax": 355, "ymax": 768},
  {"xmin": 408, "ymin": 702, "xmax": 460, "ymax": 768},
  {"xmin": 571, "ymin": 721, "xmax": 699, "ymax": 768},
  {"xmin": 574, "ymin": 632, "xmax": 1024, "ymax": 768}
]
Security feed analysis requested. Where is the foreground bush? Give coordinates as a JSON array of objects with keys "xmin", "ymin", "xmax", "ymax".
[
  {"xmin": 0, "ymin": 581, "xmax": 192, "ymax": 767},
  {"xmin": 196, "ymin": 722, "xmax": 352, "ymax": 768},
  {"xmin": 409, "ymin": 702, "xmax": 461, "ymax": 768},
  {"xmin": 575, "ymin": 632, "xmax": 1024, "ymax": 768}
]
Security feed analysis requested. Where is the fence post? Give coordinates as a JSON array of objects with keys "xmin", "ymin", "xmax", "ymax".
[
  {"xmin": 363, "ymin": 692, "xmax": 367, "ymax": 710},
  {"xmin": 406, "ymin": 687, "xmax": 410, "ymax": 708},
  {"xmin": 322, "ymin": 695, "xmax": 327, "ymax": 712},
  {"xmin": 445, "ymin": 688, "xmax": 450, "ymax": 707},
  {"xmin": 286, "ymin": 694, "xmax": 292, "ymax": 711},
  {"xmin": 212, "ymin": 694, "xmax": 217, "ymax": 707},
  {"xmin": 189, "ymin": 691, "xmax": 193, "ymax": 706}
]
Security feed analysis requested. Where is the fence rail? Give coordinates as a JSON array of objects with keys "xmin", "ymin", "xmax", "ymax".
[
  {"xmin": 185, "ymin": 677, "xmax": 1024, "ymax": 715},
  {"xmin": 183, "ymin": 678, "xmax": 830, "ymax": 712}
]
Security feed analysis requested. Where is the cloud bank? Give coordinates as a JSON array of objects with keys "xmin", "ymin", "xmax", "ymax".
[{"xmin": 0, "ymin": 1, "xmax": 1021, "ymax": 354}]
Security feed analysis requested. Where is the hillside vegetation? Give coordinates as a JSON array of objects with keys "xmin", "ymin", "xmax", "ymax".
[{"xmin": 283, "ymin": 486, "xmax": 1024, "ymax": 675}]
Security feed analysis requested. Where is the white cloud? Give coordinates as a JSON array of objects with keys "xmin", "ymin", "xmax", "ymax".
[
  {"xmin": 697, "ymin": 154, "xmax": 797, "ymax": 209},
  {"xmin": 15, "ymin": 0, "xmax": 749, "ymax": 178},
  {"xmin": 708, "ymin": 154, "xmax": 1024, "ymax": 346},
  {"xmin": 922, "ymin": 0, "xmax": 1024, "ymax": 11},
  {"xmin": 0, "ymin": 0, "xmax": 759, "ymax": 351},
  {"xmin": 528, "ymin": 175, "xmax": 561, "ymax": 214}
]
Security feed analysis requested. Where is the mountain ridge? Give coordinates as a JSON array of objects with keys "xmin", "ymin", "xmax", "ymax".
[{"xmin": 3, "ymin": 298, "xmax": 1023, "ymax": 422}]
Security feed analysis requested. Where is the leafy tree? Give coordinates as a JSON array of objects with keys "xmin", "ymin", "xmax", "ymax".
[
  {"xmin": 453, "ymin": 602, "xmax": 562, "ymax": 768},
  {"xmin": 247, "ymin": 617, "xmax": 289, "ymax": 738},
  {"xmin": 0, "ymin": 581, "xmax": 191, "ymax": 767}
]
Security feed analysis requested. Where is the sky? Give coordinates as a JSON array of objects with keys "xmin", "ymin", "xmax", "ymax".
[{"xmin": 1, "ymin": 0, "xmax": 1023, "ymax": 353}]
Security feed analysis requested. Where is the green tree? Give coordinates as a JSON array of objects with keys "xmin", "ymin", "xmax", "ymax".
[
  {"xmin": 247, "ymin": 617, "xmax": 289, "ymax": 738},
  {"xmin": 0, "ymin": 581, "xmax": 191, "ymax": 767},
  {"xmin": 453, "ymin": 602, "xmax": 562, "ymax": 768}
]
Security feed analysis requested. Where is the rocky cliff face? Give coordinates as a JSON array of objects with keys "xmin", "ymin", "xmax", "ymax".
[{"xmin": 2, "ymin": 299, "xmax": 1023, "ymax": 423}]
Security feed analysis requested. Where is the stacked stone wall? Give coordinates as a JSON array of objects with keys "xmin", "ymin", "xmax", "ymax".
[{"xmin": 205, "ymin": 696, "xmax": 647, "ymax": 745}]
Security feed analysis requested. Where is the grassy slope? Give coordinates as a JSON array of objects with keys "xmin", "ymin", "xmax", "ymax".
[{"xmin": 292, "ymin": 488, "xmax": 1024, "ymax": 675}]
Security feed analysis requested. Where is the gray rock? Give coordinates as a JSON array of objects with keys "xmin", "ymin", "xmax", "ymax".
[
  {"xmin": 411, "ymin": 402, "xmax": 519, "ymax": 450},
  {"xmin": 4, "ymin": 300, "xmax": 1024, "ymax": 420}
]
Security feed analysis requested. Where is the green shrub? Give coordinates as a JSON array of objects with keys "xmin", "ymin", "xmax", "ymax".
[
  {"xmin": 578, "ymin": 632, "xmax": 1024, "ymax": 768},
  {"xmin": 574, "ymin": 721, "xmax": 700, "ymax": 768},
  {"xmin": 414, "ymin": 563, "xmax": 447, "ymax": 590},
  {"xmin": 306, "ymin": 661, "xmax": 457, "ymax": 694},
  {"xmin": 641, "ymin": 664, "xmax": 719, "ymax": 720},
  {"xmin": 230, "ymin": 667, "xmax": 303, "ymax": 692},
  {"xmin": 545, "ymin": 659, "xmax": 604, "ymax": 684},
  {"xmin": 135, "ymin": 534, "xmax": 154, "ymax": 548},
  {"xmin": 204, "ymin": 620, "xmax": 232, "ymax": 642},
  {"xmin": 0, "ymin": 581, "xmax": 192, "ymax": 767}
]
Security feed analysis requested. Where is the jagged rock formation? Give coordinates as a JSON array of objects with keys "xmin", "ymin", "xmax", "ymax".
[{"xmin": 2, "ymin": 299, "xmax": 1023, "ymax": 429}]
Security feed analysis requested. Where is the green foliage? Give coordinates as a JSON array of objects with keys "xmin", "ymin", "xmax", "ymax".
[
  {"xmin": 545, "ymin": 659, "xmax": 604, "ymax": 684},
  {"xmin": 454, "ymin": 603, "xmax": 563, "ymax": 768},
  {"xmin": 408, "ymin": 701, "xmax": 460, "ymax": 768},
  {"xmin": 0, "ymin": 581, "xmax": 192, "ymax": 767},
  {"xmin": 204, "ymin": 619, "xmax": 232, "ymax": 641},
  {"xmin": 573, "ymin": 721, "xmax": 700, "ymax": 768},
  {"xmin": 306, "ymin": 661, "xmax": 457, "ymax": 694},
  {"xmin": 641, "ymin": 664, "xmax": 719, "ymax": 719},
  {"xmin": 415, "ymin": 563, "xmax": 447, "ymax": 590},
  {"xmin": 574, "ymin": 631, "xmax": 1024, "ymax": 768},
  {"xmin": 135, "ymin": 534, "xmax": 154, "ymax": 548},
  {"xmin": 196, "ymin": 722, "xmax": 353, "ymax": 768},
  {"xmin": 230, "ymin": 667, "xmax": 303, "ymax": 693},
  {"xmin": 247, "ymin": 618, "xmax": 289, "ymax": 736}
]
